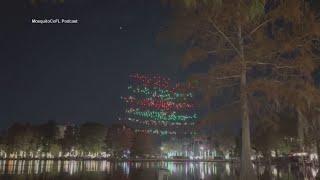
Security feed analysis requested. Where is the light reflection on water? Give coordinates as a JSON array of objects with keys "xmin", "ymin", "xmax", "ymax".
[{"xmin": 0, "ymin": 160, "xmax": 318, "ymax": 179}]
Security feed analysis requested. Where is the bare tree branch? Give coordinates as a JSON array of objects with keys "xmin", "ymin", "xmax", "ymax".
[
  {"xmin": 208, "ymin": 48, "xmax": 234, "ymax": 54},
  {"xmin": 207, "ymin": 17, "xmax": 242, "ymax": 57},
  {"xmin": 247, "ymin": 61, "xmax": 297, "ymax": 69},
  {"xmin": 212, "ymin": 75, "xmax": 241, "ymax": 80},
  {"xmin": 212, "ymin": 83, "xmax": 240, "ymax": 89},
  {"xmin": 248, "ymin": 19, "xmax": 272, "ymax": 36}
]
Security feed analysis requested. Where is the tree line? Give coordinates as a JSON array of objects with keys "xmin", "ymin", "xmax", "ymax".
[{"xmin": 0, "ymin": 121, "xmax": 158, "ymax": 159}]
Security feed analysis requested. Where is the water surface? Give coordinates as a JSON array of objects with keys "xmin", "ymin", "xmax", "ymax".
[{"xmin": 0, "ymin": 160, "xmax": 318, "ymax": 179}]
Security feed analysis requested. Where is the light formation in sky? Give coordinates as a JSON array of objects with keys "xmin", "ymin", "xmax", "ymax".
[{"xmin": 120, "ymin": 73, "xmax": 198, "ymax": 136}]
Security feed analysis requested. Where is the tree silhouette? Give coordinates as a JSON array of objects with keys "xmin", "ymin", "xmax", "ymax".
[
  {"xmin": 161, "ymin": 0, "xmax": 320, "ymax": 179},
  {"xmin": 61, "ymin": 125, "xmax": 79, "ymax": 155},
  {"xmin": 79, "ymin": 122, "xmax": 106, "ymax": 155},
  {"xmin": 131, "ymin": 132, "xmax": 155, "ymax": 156},
  {"xmin": 106, "ymin": 124, "xmax": 134, "ymax": 157},
  {"xmin": 6, "ymin": 123, "xmax": 38, "ymax": 158}
]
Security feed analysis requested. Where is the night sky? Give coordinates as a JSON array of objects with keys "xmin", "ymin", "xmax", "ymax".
[{"xmin": 0, "ymin": 0, "xmax": 182, "ymax": 127}]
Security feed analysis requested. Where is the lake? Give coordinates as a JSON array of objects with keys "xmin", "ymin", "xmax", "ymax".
[{"xmin": 0, "ymin": 160, "xmax": 318, "ymax": 179}]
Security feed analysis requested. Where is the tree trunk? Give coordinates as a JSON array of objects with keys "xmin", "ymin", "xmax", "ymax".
[
  {"xmin": 316, "ymin": 140, "xmax": 320, "ymax": 179},
  {"xmin": 297, "ymin": 108, "xmax": 305, "ymax": 150},
  {"xmin": 238, "ymin": 18, "xmax": 256, "ymax": 180},
  {"xmin": 261, "ymin": 151, "xmax": 272, "ymax": 180}
]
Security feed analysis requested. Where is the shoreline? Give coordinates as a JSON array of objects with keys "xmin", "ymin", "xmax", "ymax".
[{"xmin": 0, "ymin": 158, "xmax": 235, "ymax": 163}]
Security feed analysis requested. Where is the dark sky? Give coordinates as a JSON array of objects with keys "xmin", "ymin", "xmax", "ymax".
[{"xmin": 0, "ymin": 0, "xmax": 182, "ymax": 127}]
